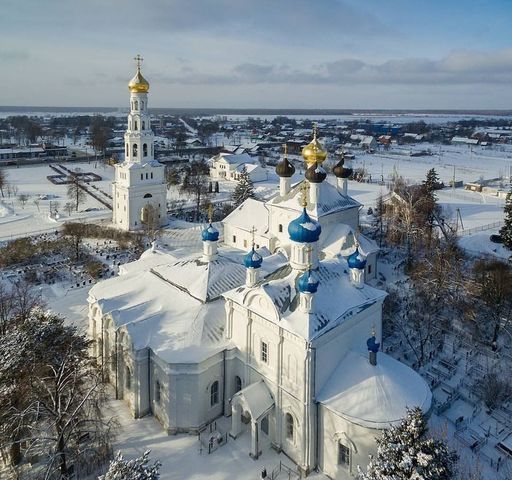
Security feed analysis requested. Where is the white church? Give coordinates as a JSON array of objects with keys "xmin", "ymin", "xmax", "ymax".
[{"xmin": 88, "ymin": 59, "xmax": 431, "ymax": 479}]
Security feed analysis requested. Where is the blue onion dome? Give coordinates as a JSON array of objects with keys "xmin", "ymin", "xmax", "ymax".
[
  {"xmin": 276, "ymin": 157, "xmax": 296, "ymax": 178},
  {"xmin": 305, "ymin": 162, "xmax": 327, "ymax": 183},
  {"xmin": 244, "ymin": 246, "xmax": 263, "ymax": 269},
  {"xmin": 298, "ymin": 268, "xmax": 319, "ymax": 294},
  {"xmin": 288, "ymin": 208, "xmax": 321, "ymax": 243},
  {"xmin": 347, "ymin": 246, "xmax": 367, "ymax": 269},
  {"xmin": 201, "ymin": 223, "xmax": 219, "ymax": 242}
]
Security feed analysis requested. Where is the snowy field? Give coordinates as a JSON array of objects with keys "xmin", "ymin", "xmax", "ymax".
[{"xmin": 0, "ymin": 161, "xmax": 113, "ymax": 240}]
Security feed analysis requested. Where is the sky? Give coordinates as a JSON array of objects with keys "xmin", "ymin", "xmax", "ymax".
[{"xmin": 1, "ymin": 0, "xmax": 512, "ymax": 109}]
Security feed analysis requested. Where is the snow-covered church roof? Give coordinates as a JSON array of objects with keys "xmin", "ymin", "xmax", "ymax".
[
  {"xmin": 224, "ymin": 257, "xmax": 386, "ymax": 341},
  {"xmin": 317, "ymin": 350, "xmax": 432, "ymax": 429},
  {"xmin": 267, "ymin": 180, "xmax": 361, "ymax": 217}
]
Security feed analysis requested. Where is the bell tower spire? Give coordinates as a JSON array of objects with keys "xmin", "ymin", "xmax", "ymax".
[{"xmin": 112, "ymin": 56, "xmax": 167, "ymax": 231}]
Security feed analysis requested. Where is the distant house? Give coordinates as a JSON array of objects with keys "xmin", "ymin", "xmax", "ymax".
[
  {"xmin": 185, "ymin": 138, "xmax": 203, "ymax": 148},
  {"xmin": 451, "ymin": 136, "xmax": 479, "ymax": 145},
  {"xmin": 209, "ymin": 152, "xmax": 268, "ymax": 182}
]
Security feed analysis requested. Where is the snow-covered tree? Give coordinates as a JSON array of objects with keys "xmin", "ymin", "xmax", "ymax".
[
  {"xmin": 0, "ymin": 308, "xmax": 115, "ymax": 476},
  {"xmin": 100, "ymin": 450, "xmax": 161, "ymax": 480},
  {"xmin": 231, "ymin": 166, "xmax": 255, "ymax": 207},
  {"xmin": 500, "ymin": 186, "xmax": 512, "ymax": 249},
  {"xmin": 359, "ymin": 407, "xmax": 458, "ymax": 480}
]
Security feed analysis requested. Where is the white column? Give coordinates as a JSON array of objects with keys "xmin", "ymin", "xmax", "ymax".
[
  {"xmin": 250, "ymin": 420, "xmax": 259, "ymax": 459},
  {"xmin": 230, "ymin": 403, "xmax": 242, "ymax": 438},
  {"xmin": 280, "ymin": 177, "xmax": 291, "ymax": 197},
  {"xmin": 246, "ymin": 267, "xmax": 259, "ymax": 287},
  {"xmin": 309, "ymin": 182, "xmax": 320, "ymax": 206},
  {"xmin": 202, "ymin": 240, "xmax": 218, "ymax": 261}
]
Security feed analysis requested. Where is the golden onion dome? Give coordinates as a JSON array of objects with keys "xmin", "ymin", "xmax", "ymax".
[
  {"xmin": 302, "ymin": 126, "xmax": 327, "ymax": 165},
  {"xmin": 128, "ymin": 67, "xmax": 150, "ymax": 93}
]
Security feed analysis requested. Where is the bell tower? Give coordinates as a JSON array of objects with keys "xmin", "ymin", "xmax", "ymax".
[{"xmin": 112, "ymin": 55, "xmax": 167, "ymax": 231}]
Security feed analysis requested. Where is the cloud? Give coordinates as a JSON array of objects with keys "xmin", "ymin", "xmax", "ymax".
[
  {"xmin": 0, "ymin": 49, "xmax": 29, "ymax": 62},
  {"xmin": 152, "ymin": 48, "xmax": 512, "ymax": 87}
]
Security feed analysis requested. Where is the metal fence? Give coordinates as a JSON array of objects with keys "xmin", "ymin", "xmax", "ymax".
[{"xmin": 457, "ymin": 221, "xmax": 504, "ymax": 237}]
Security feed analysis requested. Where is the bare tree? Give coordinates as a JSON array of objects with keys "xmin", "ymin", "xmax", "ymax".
[
  {"xmin": 64, "ymin": 201, "xmax": 74, "ymax": 216},
  {"xmin": 0, "ymin": 168, "xmax": 7, "ymax": 197},
  {"xmin": 17, "ymin": 193, "xmax": 29, "ymax": 208},
  {"xmin": 0, "ymin": 283, "xmax": 14, "ymax": 336},
  {"xmin": 32, "ymin": 198, "xmax": 40, "ymax": 212},
  {"xmin": 180, "ymin": 159, "xmax": 210, "ymax": 221},
  {"xmin": 67, "ymin": 169, "xmax": 86, "ymax": 211}
]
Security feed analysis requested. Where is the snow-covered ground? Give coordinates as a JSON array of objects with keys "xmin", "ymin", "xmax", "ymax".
[
  {"xmin": 108, "ymin": 399, "xmax": 317, "ymax": 480},
  {"xmin": 0, "ymin": 161, "xmax": 113, "ymax": 240}
]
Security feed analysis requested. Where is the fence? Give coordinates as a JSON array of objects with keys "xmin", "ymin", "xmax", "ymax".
[
  {"xmin": 269, "ymin": 461, "xmax": 300, "ymax": 479},
  {"xmin": 457, "ymin": 221, "xmax": 504, "ymax": 237}
]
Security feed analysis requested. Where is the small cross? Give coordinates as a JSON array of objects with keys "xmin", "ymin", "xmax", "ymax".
[
  {"xmin": 250, "ymin": 225, "xmax": 256, "ymax": 247},
  {"xmin": 134, "ymin": 54, "xmax": 143, "ymax": 69},
  {"xmin": 300, "ymin": 181, "xmax": 310, "ymax": 207},
  {"xmin": 312, "ymin": 122, "xmax": 318, "ymax": 139}
]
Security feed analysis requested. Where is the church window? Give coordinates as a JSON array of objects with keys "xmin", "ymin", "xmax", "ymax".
[
  {"xmin": 141, "ymin": 101, "xmax": 144, "ymax": 109},
  {"xmin": 368, "ymin": 264, "xmax": 372, "ymax": 274},
  {"xmin": 338, "ymin": 443, "xmax": 350, "ymax": 467},
  {"xmin": 125, "ymin": 367, "xmax": 131, "ymax": 390},
  {"xmin": 143, "ymin": 193, "xmax": 153, "ymax": 199},
  {"xmin": 260, "ymin": 341, "xmax": 268, "ymax": 363},
  {"xmin": 155, "ymin": 380, "xmax": 161, "ymax": 404},
  {"xmin": 134, "ymin": 100, "xmax": 139, "ymax": 110},
  {"xmin": 210, "ymin": 381, "xmax": 219, "ymax": 406},
  {"xmin": 133, "ymin": 143, "xmax": 138, "ymax": 157},
  {"xmin": 232, "ymin": 235, "xmax": 236, "ymax": 244},
  {"xmin": 151, "ymin": 172, "xmax": 153, "ymax": 179},
  {"xmin": 285, "ymin": 413, "xmax": 294, "ymax": 440},
  {"xmin": 142, "ymin": 121, "xmax": 145, "ymax": 129},
  {"xmin": 261, "ymin": 415, "xmax": 269, "ymax": 435},
  {"xmin": 134, "ymin": 120, "xmax": 138, "ymax": 131},
  {"xmin": 235, "ymin": 376, "xmax": 242, "ymax": 394},
  {"xmin": 146, "ymin": 173, "xmax": 148, "ymax": 179},
  {"xmin": 143, "ymin": 143, "xmax": 148, "ymax": 157},
  {"xmin": 278, "ymin": 224, "xmax": 283, "ymax": 233},
  {"xmin": 140, "ymin": 173, "xmax": 143, "ymax": 180},
  {"xmin": 243, "ymin": 239, "xmax": 248, "ymax": 248}
]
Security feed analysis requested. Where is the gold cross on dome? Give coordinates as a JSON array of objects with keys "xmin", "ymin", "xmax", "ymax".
[
  {"xmin": 134, "ymin": 54, "xmax": 143, "ymax": 69},
  {"xmin": 300, "ymin": 181, "xmax": 310, "ymax": 208},
  {"xmin": 312, "ymin": 122, "xmax": 318, "ymax": 139}
]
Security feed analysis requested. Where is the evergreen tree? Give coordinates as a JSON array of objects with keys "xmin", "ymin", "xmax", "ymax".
[
  {"xmin": 499, "ymin": 187, "xmax": 512, "ymax": 249},
  {"xmin": 231, "ymin": 166, "xmax": 255, "ymax": 207},
  {"xmin": 100, "ymin": 450, "xmax": 161, "ymax": 480},
  {"xmin": 423, "ymin": 168, "xmax": 441, "ymax": 199},
  {"xmin": 359, "ymin": 407, "xmax": 458, "ymax": 480}
]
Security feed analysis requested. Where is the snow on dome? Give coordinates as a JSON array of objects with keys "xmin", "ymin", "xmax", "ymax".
[
  {"xmin": 201, "ymin": 223, "xmax": 219, "ymax": 242},
  {"xmin": 244, "ymin": 247, "xmax": 263, "ymax": 269},
  {"xmin": 318, "ymin": 350, "xmax": 432, "ymax": 429},
  {"xmin": 288, "ymin": 208, "xmax": 321, "ymax": 243},
  {"xmin": 298, "ymin": 269, "xmax": 319, "ymax": 294},
  {"xmin": 347, "ymin": 246, "xmax": 366, "ymax": 269}
]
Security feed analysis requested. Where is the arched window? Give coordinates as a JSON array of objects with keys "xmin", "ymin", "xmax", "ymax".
[
  {"xmin": 150, "ymin": 172, "xmax": 153, "ymax": 179},
  {"xmin": 143, "ymin": 143, "xmax": 148, "ymax": 157},
  {"xmin": 125, "ymin": 366, "xmax": 131, "ymax": 390},
  {"xmin": 142, "ymin": 121, "xmax": 145, "ymax": 130},
  {"xmin": 210, "ymin": 381, "xmax": 219, "ymax": 406},
  {"xmin": 143, "ymin": 193, "xmax": 152, "ymax": 198},
  {"xmin": 133, "ymin": 143, "xmax": 138, "ymax": 157},
  {"xmin": 285, "ymin": 413, "xmax": 294, "ymax": 440},
  {"xmin": 235, "ymin": 376, "xmax": 242, "ymax": 393},
  {"xmin": 155, "ymin": 380, "xmax": 161, "ymax": 403},
  {"xmin": 278, "ymin": 224, "xmax": 283, "ymax": 233},
  {"xmin": 145, "ymin": 173, "xmax": 148, "ymax": 179},
  {"xmin": 141, "ymin": 100, "xmax": 144, "ymax": 109},
  {"xmin": 338, "ymin": 442, "xmax": 350, "ymax": 466},
  {"xmin": 134, "ymin": 120, "xmax": 138, "ymax": 131},
  {"xmin": 140, "ymin": 173, "xmax": 143, "ymax": 180},
  {"xmin": 134, "ymin": 100, "xmax": 138, "ymax": 110}
]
